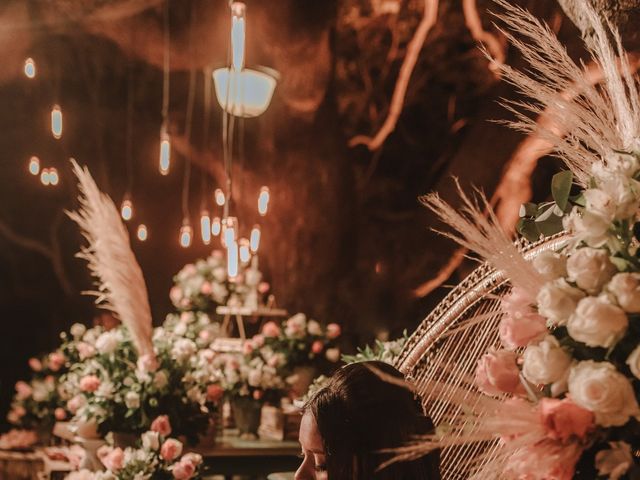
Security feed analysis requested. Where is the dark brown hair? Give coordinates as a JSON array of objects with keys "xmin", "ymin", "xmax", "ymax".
[{"xmin": 305, "ymin": 361, "xmax": 440, "ymax": 480}]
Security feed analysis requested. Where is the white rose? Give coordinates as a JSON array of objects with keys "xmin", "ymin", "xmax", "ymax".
[
  {"xmin": 171, "ymin": 338, "xmax": 197, "ymax": 362},
  {"xmin": 536, "ymin": 278, "xmax": 585, "ymax": 325},
  {"xmin": 599, "ymin": 173, "xmax": 640, "ymax": 219},
  {"xmin": 584, "ymin": 188, "xmax": 616, "ymax": 221},
  {"xmin": 95, "ymin": 331, "xmax": 119, "ymax": 355},
  {"xmin": 125, "ymin": 391, "xmax": 140, "ymax": 409},
  {"xmin": 247, "ymin": 369, "xmax": 262, "ymax": 387},
  {"xmin": 141, "ymin": 431, "xmax": 159, "ymax": 451},
  {"xmin": 326, "ymin": 348, "xmax": 340, "ymax": 363},
  {"xmin": 173, "ymin": 322, "xmax": 187, "ymax": 336},
  {"xmin": 566, "ymin": 247, "xmax": 617, "ymax": 294},
  {"xmin": 626, "ymin": 345, "xmax": 640, "ymax": 379},
  {"xmin": 567, "ymin": 296, "xmax": 628, "ymax": 348},
  {"xmin": 608, "ymin": 272, "xmax": 640, "ymax": 313},
  {"xmin": 568, "ymin": 361, "xmax": 640, "ymax": 427},
  {"xmin": 563, "ymin": 207, "xmax": 610, "ymax": 247},
  {"xmin": 70, "ymin": 323, "xmax": 87, "ymax": 339},
  {"xmin": 307, "ymin": 320, "xmax": 322, "ymax": 336},
  {"xmin": 521, "ymin": 336, "xmax": 571, "ymax": 386},
  {"xmin": 595, "ymin": 441, "xmax": 633, "ymax": 480},
  {"xmin": 532, "ymin": 251, "xmax": 567, "ymax": 280},
  {"xmin": 212, "ymin": 267, "xmax": 227, "ymax": 282},
  {"xmin": 153, "ymin": 371, "xmax": 169, "ymax": 390}
]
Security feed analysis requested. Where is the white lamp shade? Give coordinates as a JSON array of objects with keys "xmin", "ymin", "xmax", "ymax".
[{"xmin": 213, "ymin": 67, "xmax": 278, "ymax": 118}]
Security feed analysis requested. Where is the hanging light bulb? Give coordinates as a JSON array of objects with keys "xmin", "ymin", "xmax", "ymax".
[
  {"xmin": 250, "ymin": 224, "xmax": 261, "ymax": 253},
  {"xmin": 121, "ymin": 198, "xmax": 133, "ymax": 221},
  {"xmin": 51, "ymin": 105, "xmax": 63, "ymax": 139},
  {"xmin": 24, "ymin": 58, "xmax": 36, "ymax": 79},
  {"xmin": 227, "ymin": 240, "xmax": 239, "ymax": 278},
  {"xmin": 40, "ymin": 169, "xmax": 51, "ymax": 186},
  {"xmin": 258, "ymin": 186, "xmax": 270, "ymax": 216},
  {"xmin": 180, "ymin": 220, "xmax": 193, "ymax": 248},
  {"xmin": 200, "ymin": 210, "xmax": 211, "ymax": 245},
  {"xmin": 159, "ymin": 128, "xmax": 171, "ymax": 175},
  {"xmin": 49, "ymin": 168, "xmax": 59, "ymax": 186},
  {"xmin": 137, "ymin": 224, "xmax": 148, "ymax": 241},
  {"xmin": 28, "ymin": 156, "xmax": 40, "ymax": 176},
  {"xmin": 211, "ymin": 216, "xmax": 222, "ymax": 236},
  {"xmin": 239, "ymin": 238, "xmax": 251, "ymax": 264},
  {"xmin": 214, "ymin": 188, "xmax": 225, "ymax": 206},
  {"xmin": 223, "ymin": 216, "xmax": 238, "ymax": 247}
]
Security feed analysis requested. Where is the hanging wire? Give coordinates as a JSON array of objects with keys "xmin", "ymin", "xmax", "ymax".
[
  {"xmin": 125, "ymin": 32, "xmax": 135, "ymax": 196},
  {"xmin": 201, "ymin": 66, "xmax": 212, "ymax": 209},
  {"xmin": 181, "ymin": 2, "xmax": 197, "ymax": 221},
  {"xmin": 161, "ymin": 0, "xmax": 170, "ymax": 130}
]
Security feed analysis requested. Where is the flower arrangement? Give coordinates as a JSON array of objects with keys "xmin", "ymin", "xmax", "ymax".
[
  {"xmin": 60, "ymin": 314, "xmax": 223, "ymax": 444},
  {"xmin": 410, "ymin": 2, "xmax": 640, "ymax": 478},
  {"xmin": 67, "ymin": 417, "xmax": 203, "ymax": 480},
  {"xmin": 169, "ymin": 251, "xmax": 268, "ymax": 312},
  {"xmin": 341, "ymin": 331, "xmax": 408, "ymax": 365}
]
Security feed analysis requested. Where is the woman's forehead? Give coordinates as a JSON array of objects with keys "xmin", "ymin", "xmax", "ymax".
[{"xmin": 300, "ymin": 411, "xmax": 325, "ymax": 453}]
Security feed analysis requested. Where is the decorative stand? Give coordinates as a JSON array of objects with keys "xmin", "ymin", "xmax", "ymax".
[{"xmin": 216, "ymin": 306, "xmax": 288, "ymax": 341}]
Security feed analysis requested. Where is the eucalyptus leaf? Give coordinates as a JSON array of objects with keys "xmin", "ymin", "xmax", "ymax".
[
  {"xmin": 519, "ymin": 202, "xmax": 538, "ymax": 218},
  {"xmin": 551, "ymin": 170, "xmax": 573, "ymax": 211},
  {"xmin": 517, "ymin": 218, "xmax": 540, "ymax": 242}
]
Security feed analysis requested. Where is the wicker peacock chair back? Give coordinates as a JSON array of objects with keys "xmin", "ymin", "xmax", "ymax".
[{"xmin": 395, "ymin": 233, "xmax": 569, "ymax": 479}]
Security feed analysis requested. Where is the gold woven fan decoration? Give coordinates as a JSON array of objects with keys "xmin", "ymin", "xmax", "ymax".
[{"xmin": 67, "ymin": 160, "xmax": 154, "ymax": 358}]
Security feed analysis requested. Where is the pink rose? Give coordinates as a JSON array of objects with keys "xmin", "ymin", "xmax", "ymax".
[
  {"xmin": 172, "ymin": 459, "xmax": 196, "ymax": 480},
  {"xmin": 505, "ymin": 441, "xmax": 582, "ymax": 480},
  {"xmin": 76, "ymin": 342, "xmax": 96, "ymax": 360},
  {"xmin": 540, "ymin": 398, "xmax": 594, "ymax": 442},
  {"xmin": 499, "ymin": 289, "xmax": 547, "ymax": 350},
  {"xmin": 261, "ymin": 321, "xmax": 281, "ymax": 338},
  {"xmin": 160, "ymin": 438, "xmax": 183, "ymax": 462},
  {"xmin": 14, "ymin": 406, "xmax": 26, "ymax": 418},
  {"xmin": 151, "ymin": 415, "xmax": 172, "ymax": 436},
  {"xmin": 474, "ymin": 350, "xmax": 524, "ymax": 396},
  {"xmin": 258, "ymin": 282, "xmax": 270, "ymax": 294},
  {"xmin": 48, "ymin": 352, "xmax": 66, "ymax": 372},
  {"xmin": 15, "ymin": 381, "xmax": 32, "ymax": 400},
  {"xmin": 67, "ymin": 395, "xmax": 85, "ymax": 414},
  {"xmin": 28, "ymin": 358, "xmax": 42, "ymax": 372},
  {"xmin": 200, "ymin": 349, "xmax": 215, "ymax": 363},
  {"xmin": 243, "ymin": 341, "xmax": 254, "ymax": 355},
  {"xmin": 206, "ymin": 384, "xmax": 224, "ymax": 403},
  {"xmin": 326, "ymin": 323, "xmax": 341, "ymax": 340},
  {"xmin": 311, "ymin": 340, "xmax": 324, "ymax": 355},
  {"xmin": 252, "ymin": 334, "xmax": 265, "ymax": 348},
  {"xmin": 79, "ymin": 375, "xmax": 101, "ymax": 393},
  {"xmin": 253, "ymin": 389, "xmax": 264, "ymax": 401},
  {"xmin": 180, "ymin": 299, "xmax": 191, "ymax": 308},
  {"xmin": 101, "ymin": 447, "xmax": 124, "ymax": 471},
  {"xmin": 180, "ymin": 312, "xmax": 192, "ymax": 323},
  {"xmin": 200, "ymin": 282, "xmax": 212, "ymax": 295},
  {"xmin": 54, "ymin": 408, "xmax": 67, "ymax": 421},
  {"xmin": 170, "ymin": 286, "xmax": 183, "ymax": 304}
]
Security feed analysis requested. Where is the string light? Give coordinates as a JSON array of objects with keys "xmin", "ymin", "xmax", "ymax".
[
  {"xmin": 200, "ymin": 210, "xmax": 211, "ymax": 245},
  {"xmin": 24, "ymin": 58, "xmax": 36, "ymax": 79},
  {"xmin": 239, "ymin": 238, "xmax": 251, "ymax": 264},
  {"xmin": 223, "ymin": 216, "xmax": 238, "ymax": 248},
  {"xmin": 49, "ymin": 168, "xmax": 59, "ymax": 186},
  {"xmin": 40, "ymin": 169, "xmax": 51, "ymax": 186},
  {"xmin": 28, "ymin": 156, "xmax": 40, "ymax": 176},
  {"xmin": 227, "ymin": 240, "xmax": 239, "ymax": 278},
  {"xmin": 211, "ymin": 216, "xmax": 221, "ymax": 236},
  {"xmin": 121, "ymin": 198, "xmax": 133, "ymax": 221},
  {"xmin": 215, "ymin": 188, "xmax": 225, "ymax": 206},
  {"xmin": 258, "ymin": 186, "xmax": 270, "ymax": 216},
  {"xmin": 137, "ymin": 224, "xmax": 148, "ymax": 241},
  {"xmin": 159, "ymin": 129, "xmax": 171, "ymax": 175},
  {"xmin": 51, "ymin": 105, "xmax": 63, "ymax": 139},
  {"xmin": 250, "ymin": 224, "xmax": 261, "ymax": 253},
  {"xmin": 180, "ymin": 220, "xmax": 193, "ymax": 248}
]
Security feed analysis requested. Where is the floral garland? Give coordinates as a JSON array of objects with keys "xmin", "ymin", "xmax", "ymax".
[
  {"xmin": 66, "ymin": 416, "xmax": 203, "ymax": 480},
  {"xmin": 169, "ymin": 251, "xmax": 268, "ymax": 312}
]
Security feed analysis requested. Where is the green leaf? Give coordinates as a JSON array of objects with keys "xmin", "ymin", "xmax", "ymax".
[
  {"xmin": 610, "ymin": 256, "xmax": 631, "ymax": 271},
  {"xmin": 551, "ymin": 170, "xmax": 573, "ymax": 211},
  {"xmin": 517, "ymin": 218, "xmax": 540, "ymax": 242},
  {"xmin": 519, "ymin": 202, "xmax": 538, "ymax": 218},
  {"xmin": 536, "ymin": 213, "xmax": 564, "ymax": 237}
]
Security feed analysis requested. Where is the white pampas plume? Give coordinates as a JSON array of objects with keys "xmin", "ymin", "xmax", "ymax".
[
  {"xmin": 421, "ymin": 179, "xmax": 545, "ymax": 297},
  {"xmin": 490, "ymin": 0, "xmax": 640, "ymax": 185},
  {"xmin": 67, "ymin": 160, "xmax": 154, "ymax": 357}
]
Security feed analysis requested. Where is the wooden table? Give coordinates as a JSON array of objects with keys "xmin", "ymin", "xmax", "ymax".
[{"xmin": 193, "ymin": 430, "xmax": 300, "ymax": 480}]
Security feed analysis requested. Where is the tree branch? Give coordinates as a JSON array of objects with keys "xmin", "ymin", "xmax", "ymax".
[{"xmin": 462, "ymin": 0, "xmax": 506, "ymax": 77}]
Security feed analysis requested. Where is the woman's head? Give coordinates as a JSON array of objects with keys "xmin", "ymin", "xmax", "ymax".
[{"xmin": 296, "ymin": 361, "xmax": 440, "ymax": 480}]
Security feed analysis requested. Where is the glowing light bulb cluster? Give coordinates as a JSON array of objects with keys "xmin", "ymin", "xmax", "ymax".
[
  {"xmin": 212, "ymin": 217, "xmax": 221, "ymax": 236},
  {"xmin": 258, "ymin": 186, "xmax": 270, "ymax": 216},
  {"xmin": 239, "ymin": 238, "xmax": 251, "ymax": 263},
  {"xmin": 121, "ymin": 199, "xmax": 133, "ymax": 221},
  {"xmin": 28, "ymin": 156, "xmax": 40, "ymax": 175},
  {"xmin": 180, "ymin": 221, "xmax": 193, "ymax": 248},
  {"xmin": 159, "ymin": 130, "xmax": 171, "ymax": 175},
  {"xmin": 215, "ymin": 189, "xmax": 225, "ymax": 206},
  {"xmin": 40, "ymin": 168, "xmax": 59, "ymax": 186},
  {"xmin": 137, "ymin": 224, "xmax": 148, "ymax": 241},
  {"xmin": 51, "ymin": 105, "xmax": 63, "ymax": 139},
  {"xmin": 250, "ymin": 225, "xmax": 261, "ymax": 253},
  {"xmin": 200, "ymin": 211, "xmax": 211, "ymax": 245},
  {"xmin": 24, "ymin": 58, "xmax": 36, "ymax": 79}
]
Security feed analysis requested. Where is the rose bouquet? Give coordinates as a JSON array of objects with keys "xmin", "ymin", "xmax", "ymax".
[
  {"xmin": 66, "ymin": 417, "xmax": 203, "ymax": 480},
  {"xmin": 403, "ymin": 2, "xmax": 640, "ymax": 478},
  {"xmin": 170, "ymin": 251, "xmax": 268, "ymax": 312},
  {"xmin": 61, "ymin": 315, "xmax": 223, "ymax": 444}
]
